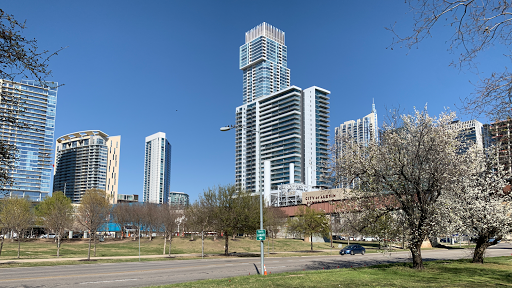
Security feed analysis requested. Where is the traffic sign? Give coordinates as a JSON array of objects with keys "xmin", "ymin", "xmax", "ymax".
[{"xmin": 256, "ymin": 229, "xmax": 266, "ymax": 241}]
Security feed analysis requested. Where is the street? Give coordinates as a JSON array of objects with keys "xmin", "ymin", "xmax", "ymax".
[{"xmin": 0, "ymin": 243, "xmax": 510, "ymax": 288}]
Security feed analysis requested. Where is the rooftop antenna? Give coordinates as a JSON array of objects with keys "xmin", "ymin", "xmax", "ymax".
[{"xmin": 372, "ymin": 98, "xmax": 376, "ymax": 113}]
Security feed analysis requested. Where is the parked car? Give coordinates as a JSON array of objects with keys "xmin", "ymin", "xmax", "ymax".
[
  {"xmin": 340, "ymin": 244, "xmax": 366, "ymax": 255},
  {"xmin": 362, "ymin": 237, "xmax": 377, "ymax": 242}
]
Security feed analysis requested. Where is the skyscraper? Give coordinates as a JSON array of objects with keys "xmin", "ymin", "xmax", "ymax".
[
  {"xmin": 143, "ymin": 132, "xmax": 171, "ymax": 204},
  {"xmin": 0, "ymin": 79, "xmax": 57, "ymax": 201},
  {"xmin": 335, "ymin": 102, "xmax": 378, "ymax": 148},
  {"xmin": 53, "ymin": 130, "xmax": 120, "ymax": 204},
  {"xmin": 235, "ymin": 23, "xmax": 331, "ymax": 201},
  {"xmin": 240, "ymin": 22, "xmax": 290, "ymax": 104},
  {"xmin": 334, "ymin": 103, "xmax": 378, "ymax": 188},
  {"xmin": 448, "ymin": 119, "xmax": 490, "ymax": 152}
]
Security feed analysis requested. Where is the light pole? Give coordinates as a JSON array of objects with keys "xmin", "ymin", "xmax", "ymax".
[{"xmin": 220, "ymin": 124, "xmax": 265, "ymax": 275}]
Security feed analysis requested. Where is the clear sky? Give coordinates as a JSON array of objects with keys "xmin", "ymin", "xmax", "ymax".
[{"xmin": 2, "ymin": 1, "xmax": 504, "ymax": 202}]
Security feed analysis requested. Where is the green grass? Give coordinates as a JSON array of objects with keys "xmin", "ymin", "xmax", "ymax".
[
  {"xmin": 152, "ymin": 256, "xmax": 512, "ymax": 288},
  {"xmin": 0, "ymin": 237, "xmax": 388, "ymax": 260}
]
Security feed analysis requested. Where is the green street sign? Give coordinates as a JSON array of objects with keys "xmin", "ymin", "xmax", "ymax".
[{"xmin": 256, "ymin": 229, "xmax": 266, "ymax": 241}]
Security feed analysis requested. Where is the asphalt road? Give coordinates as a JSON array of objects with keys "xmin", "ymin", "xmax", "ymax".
[{"xmin": 1, "ymin": 243, "xmax": 511, "ymax": 288}]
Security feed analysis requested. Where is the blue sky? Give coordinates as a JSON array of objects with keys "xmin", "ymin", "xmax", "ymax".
[{"xmin": 2, "ymin": 1, "xmax": 504, "ymax": 202}]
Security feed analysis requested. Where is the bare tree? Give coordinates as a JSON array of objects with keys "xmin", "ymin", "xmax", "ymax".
[
  {"xmin": 36, "ymin": 191, "xmax": 73, "ymax": 257},
  {"xmin": 126, "ymin": 203, "xmax": 144, "ymax": 241},
  {"xmin": 390, "ymin": 1, "xmax": 512, "ymax": 120},
  {"xmin": 141, "ymin": 203, "xmax": 159, "ymax": 241},
  {"xmin": 0, "ymin": 196, "xmax": 33, "ymax": 258},
  {"xmin": 186, "ymin": 199, "xmax": 213, "ymax": 258},
  {"xmin": 334, "ymin": 108, "xmax": 463, "ymax": 269},
  {"xmin": 159, "ymin": 204, "xmax": 182, "ymax": 256},
  {"xmin": 111, "ymin": 203, "xmax": 131, "ymax": 239},
  {"xmin": 76, "ymin": 189, "xmax": 110, "ymax": 260},
  {"xmin": 264, "ymin": 206, "xmax": 287, "ymax": 252}
]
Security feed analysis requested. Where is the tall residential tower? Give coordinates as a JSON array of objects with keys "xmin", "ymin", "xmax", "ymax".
[
  {"xmin": 240, "ymin": 23, "xmax": 290, "ymax": 104},
  {"xmin": 53, "ymin": 130, "xmax": 120, "ymax": 204},
  {"xmin": 235, "ymin": 23, "xmax": 331, "ymax": 202},
  {"xmin": 0, "ymin": 79, "xmax": 57, "ymax": 201},
  {"xmin": 143, "ymin": 132, "xmax": 171, "ymax": 204}
]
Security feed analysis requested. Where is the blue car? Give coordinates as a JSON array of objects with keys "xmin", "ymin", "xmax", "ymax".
[{"xmin": 339, "ymin": 244, "xmax": 366, "ymax": 255}]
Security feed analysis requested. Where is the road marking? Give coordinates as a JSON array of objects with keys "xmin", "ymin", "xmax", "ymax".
[{"xmin": 80, "ymin": 279, "xmax": 138, "ymax": 284}]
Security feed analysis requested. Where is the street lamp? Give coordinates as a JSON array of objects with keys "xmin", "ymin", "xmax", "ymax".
[{"xmin": 220, "ymin": 124, "xmax": 265, "ymax": 275}]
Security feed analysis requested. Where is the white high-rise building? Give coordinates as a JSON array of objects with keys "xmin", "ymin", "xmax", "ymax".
[
  {"xmin": 335, "ymin": 103, "xmax": 378, "ymax": 188},
  {"xmin": 235, "ymin": 23, "xmax": 332, "ymax": 205},
  {"xmin": 143, "ymin": 132, "xmax": 171, "ymax": 204},
  {"xmin": 335, "ymin": 102, "xmax": 378, "ymax": 148}
]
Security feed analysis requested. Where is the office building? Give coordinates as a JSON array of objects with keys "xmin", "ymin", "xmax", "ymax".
[
  {"xmin": 53, "ymin": 130, "xmax": 120, "ymax": 204},
  {"xmin": 240, "ymin": 22, "xmax": 290, "ymax": 104},
  {"xmin": 0, "ymin": 79, "xmax": 57, "ymax": 201},
  {"xmin": 169, "ymin": 191, "xmax": 189, "ymax": 206},
  {"xmin": 143, "ymin": 132, "xmax": 171, "ymax": 204}
]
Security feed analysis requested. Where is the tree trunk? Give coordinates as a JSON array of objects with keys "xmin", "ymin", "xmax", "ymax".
[
  {"xmin": 149, "ymin": 228, "xmax": 152, "ymax": 241},
  {"xmin": 310, "ymin": 234, "xmax": 313, "ymax": 251},
  {"xmin": 163, "ymin": 232, "xmax": 167, "ymax": 255},
  {"xmin": 120, "ymin": 226, "xmax": 124, "ymax": 240},
  {"xmin": 17, "ymin": 230, "xmax": 21, "ymax": 259},
  {"xmin": 224, "ymin": 234, "xmax": 229, "ymax": 255},
  {"xmin": 57, "ymin": 233, "xmax": 61, "ymax": 258},
  {"xmin": 410, "ymin": 241, "xmax": 424, "ymax": 269},
  {"xmin": 93, "ymin": 233, "xmax": 97, "ymax": 257},
  {"xmin": 87, "ymin": 235, "xmax": 91, "ymax": 260},
  {"xmin": 472, "ymin": 234, "xmax": 494, "ymax": 264},
  {"xmin": 168, "ymin": 234, "xmax": 172, "ymax": 257},
  {"xmin": 201, "ymin": 231, "xmax": 204, "ymax": 258},
  {"xmin": 0, "ymin": 233, "xmax": 4, "ymax": 256}
]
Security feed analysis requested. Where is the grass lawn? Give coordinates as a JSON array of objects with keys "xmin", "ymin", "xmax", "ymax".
[
  {"xmin": 0, "ymin": 237, "xmax": 389, "ymax": 260},
  {"xmin": 153, "ymin": 256, "xmax": 512, "ymax": 288}
]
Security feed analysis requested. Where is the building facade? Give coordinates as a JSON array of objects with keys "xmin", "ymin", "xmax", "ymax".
[
  {"xmin": 448, "ymin": 119, "xmax": 491, "ymax": 152},
  {"xmin": 143, "ymin": 132, "xmax": 171, "ymax": 204},
  {"xmin": 491, "ymin": 119, "xmax": 512, "ymax": 173},
  {"xmin": 168, "ymin": 191, "xmax": 189, "ymax": 206},
  {"xmin": 334, "ymin": 103, "xmax": 378, "ymax": 188},
  {"xmin": 235, "ymin": 86, "xmax": 331, "ymax": 193},
  {"xmin": 240, "ymin": 22, "xmax": 290, "ymax": 104},
  {"xmin": 235, "ymin": 23, "xmax": 331, "ymax": 199},
  {"xmin": 53, "ymin": 130, "xmax": 120, "ymax": 204},
  {"xmin": 335, "ymin": 102, "xmax": 378, "ymax": 148},
  {"xmin": 0, "ymin": 79, "xmax": 57, "ymax": 201}
]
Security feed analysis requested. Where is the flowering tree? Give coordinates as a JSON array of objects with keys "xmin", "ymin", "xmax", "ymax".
[
  {"xmin": 439, "ymin": 145, "xmax": 512, "ymax": 263},
  {"xmin": 334, "ymin": 108, "xmax": 462, "ymax": 269}
]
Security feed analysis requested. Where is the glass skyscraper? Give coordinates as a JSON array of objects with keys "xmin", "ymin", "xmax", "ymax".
[
  {"xmin": 0, "ymin": 79, "xmax": 57, "ymax": 201},
  {"xmin": 143, "ymin": 132, "xmax": 171, "ymax": 204},
  {"xmin": 240, "ymin": 22, "xmax": 290, "ymax": 104}
]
